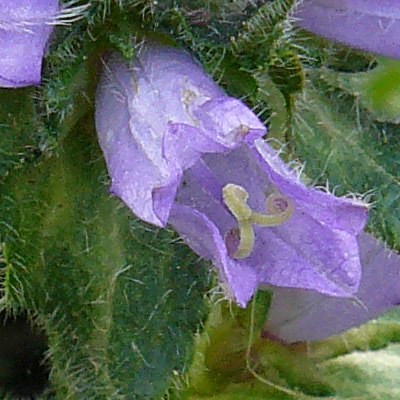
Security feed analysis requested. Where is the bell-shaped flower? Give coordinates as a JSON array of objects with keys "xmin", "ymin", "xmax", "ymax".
[
  {"xmin": 0, "ymin": 0, "xmax": 87, "ymax": 88},
  {"xmin": 293, "ymin": 0, "xmax": 400, "ymax": 60},
  {"xmin": 95, "ymin": 43, "xmax": 369, "ymax": 307},
  {"xmin": 265, "ymin": 233, "xmax": 400, "ymax": 342}
]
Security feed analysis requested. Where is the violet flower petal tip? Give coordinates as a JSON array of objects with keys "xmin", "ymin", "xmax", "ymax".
[
  {"xmin": 0, "ymin": 1, "xmax": 88, "ymax": 88},
  {"xmin": 96, "ymin": 42, "xmax": 369, "ymax": 308},
  {"xmin": 265, "ymin": 233, "xmax": 400, "ymax": 343},
  {"xmin": 293, "ymin": 0, "xmax": 400, "ymax": 60},
  {"xmin": 0, "ymin": 0, "xmax": 59, "ymax": 87}
]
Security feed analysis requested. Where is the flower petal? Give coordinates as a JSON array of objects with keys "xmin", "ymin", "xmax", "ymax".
[
  {"xmin": 169, "ymin": 204, "xmax": 259, "ymax": 307},
  {"xmin": 0, "ymin": 0, "xmax": 59, "ymax": 87},
  {"xmin": 162, "ymin": 123, "xmax": 227, "ymax": 171},
  {"xmin": 251, "ymin": 140, "xmax": 369, "ymax": 236},
  {"xmin": 265, "ymin": 233, "xmax": 400, "ymax": 343},
  {"xmin": 173, "ymin": 143, "xmax": 368, "ymax": 305},
  {"xmin": 293, "ymin": 0, "xmax": 400, "ymax": 59},
  {"xmin": 253, "ymin": 219, "xmax": 362, "ymax": 297},
  {"xmin": 194, "ymin": 97, "xmax": 266, "ymax": 147},
  {"xmin": 202, "ymin": 142, "xmax": 367, "ymax": 297},
  {"xmin": 96, "ymin": 45, "xmax": 264, "ymax": 226}
]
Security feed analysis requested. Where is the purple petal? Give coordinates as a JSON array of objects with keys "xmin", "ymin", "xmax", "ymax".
[
  {"xmin": 265, "ymin": 233, "xmax": 400, "ymax": 343},
  {"xmin": 251, "ymin": 141, "xmax": 368, "ymax": 235},
  {"xmin": 0, "ymin": 0, "xmax": 59, "ymax": 88},
  {"xmin": 169, "ymin": 204, "xmax": 259, "ymax": 307},
  {"xmin": 194, "ymin": 97, "xmax": 266, "ymax": 147},
  {"xmin": 163, "ymin": 123, "xmax": 226, "ymax": 170},
  {"xmin": 293, "ymin": 0, "xmax": 400, "ymax": 59},
  {"xmin": 172, "ymin": 142, "xmax": 368, "ymax": 306},
  {"xmin": 96, "ymin": 45, "xmax": 266, "ymax": 227}
]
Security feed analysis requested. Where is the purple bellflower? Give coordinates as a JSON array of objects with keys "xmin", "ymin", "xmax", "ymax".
[
  {"xmin": 265, "ymin": 233, "xmax": 400, "ymax": 342},
  {"xmin": 95, "ymin": 43, "xmax": 369, "ymax": 307},
  {"xmin": 293, "ymin": 0, "xmax": 400, "ymax": 60},
  {"xmin": 0, "ymin": 0, "xmax": 87, "ymax": 88}
]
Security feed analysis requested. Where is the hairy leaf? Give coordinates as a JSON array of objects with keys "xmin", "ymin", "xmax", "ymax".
[{"xmin": 0, "ymin": 119, "xmax": 209, "ymax": 399}]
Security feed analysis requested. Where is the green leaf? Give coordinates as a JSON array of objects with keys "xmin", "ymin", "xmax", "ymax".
[
  {"xmin": 307, "ymin": 320, "xmax": 400, "ymax": 362},
  {"xmin": 0, "ymin": 117, "xmax": 209, "ymax": 399},
  {"xmin": 362, "ymin": 59, "xmax": 400, "ymax": 123},
  {"xmin": 314, "ymin": 60, "xmax": 400, "ymax": 124},
  {"xmin": 0, "ymin": 89, "xmax": 43, "ymax": 182},
  {"xmin": 322, "ymin": 343, "xmax": 400, "ymax": 399},
  {"xmin": 292, "ymin": 72, "xmax": 400, "ymax": 249},
  {"xmin": 183, "ymin": 292, "xmax": 271, "ymax": 396},
  {"xmin": 176, "ymin": 292, "xmax": 333, "ymax": 399},
  {"xmin": 185, "ymin": 382, "xmax": 295, "ymax": 400}
]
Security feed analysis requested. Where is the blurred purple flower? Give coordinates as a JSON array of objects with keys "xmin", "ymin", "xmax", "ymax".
[
  {"xmin": 0, "ymin": 0, "xmax": 87, "ymax": 88},
  {"xmin": 265, "ymin": 233, "xmax": 400, "ymax": 343},
  {"xmin": 95, "ymin": 44, "xmax": 369, "ymax": 307},
  {"xmin": 293, "ymin": 0, "xmax": 400, "ymax": 59}
]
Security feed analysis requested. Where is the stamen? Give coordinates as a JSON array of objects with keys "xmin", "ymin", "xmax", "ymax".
[{"xmin": 222, "ymin": 183, "xmax": 294, "ymax": 260}]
